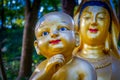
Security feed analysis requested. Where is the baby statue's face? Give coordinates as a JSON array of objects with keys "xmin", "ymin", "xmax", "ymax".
[
  {"xmin": 80, "ymin": 6, "xmax": 110, "ymax": 45},
  {"xmin": 35, "ymin": 15, "xmax": 75, "ymax": 58}
]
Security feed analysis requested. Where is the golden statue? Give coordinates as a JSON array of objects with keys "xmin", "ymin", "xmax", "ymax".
[
  {"xmin": 29, "ymin": 12, "xmax": 97, "ymax": 80},
  {"xmin": 73, "ymin": 0, "xmax": 120, "ymax": 80},
  {"xmin": 29, "ymin": 12, "xmax": 76, "ymax": 80}
]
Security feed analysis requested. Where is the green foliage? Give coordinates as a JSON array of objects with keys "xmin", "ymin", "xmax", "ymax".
[
  {"xmin": 1, "ymin": 28, "xmax": 46, "ymax": 79},
  {"xmin": 0, "ymin": 0, "xmax": 25, "ymax": 29},
  {"xmin": 40, "ymin": 0, "xmax": 61, "ymax": 16},
  {"xmin": 112, "ymin": 0, "xmax": 119, "ymax": 13},
  {"xmin": 1, "ymin": 28, "xmax": 23, "ymax": 79},
  {"xmin": 5, "ymin": 61, "xmax": 20, "ymax": 80}
]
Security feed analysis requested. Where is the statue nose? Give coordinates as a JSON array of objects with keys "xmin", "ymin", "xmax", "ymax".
[
  {"xmin": 51, "ymin": 31, "xmax": 59, "ymax": 38},
  {"xmin": 91, "ymin": 17, "xmax": 97, "ymax": 26},
  {"xmin": 91, "ymin": 22, "xmax": 97, "ymax": 26}
]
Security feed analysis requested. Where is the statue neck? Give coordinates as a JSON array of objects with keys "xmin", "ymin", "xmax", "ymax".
[{"xmin": 79, "ymin": 43, "xmax": 106, "ymax": 59}]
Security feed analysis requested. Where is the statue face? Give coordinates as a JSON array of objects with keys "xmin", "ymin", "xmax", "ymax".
[
  {"xmin": 35, "ymin": 16, "xmax": 75, "ymax": 58},
  {"xmin": 80, "ymin": 6, "xmax": 110, "ymax": 45}
]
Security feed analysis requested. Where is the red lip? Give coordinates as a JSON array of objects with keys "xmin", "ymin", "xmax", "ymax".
[
  {"xmin": 49, "ymin": 39, "xmax": 61, "ymax": 44},
  {"xmin": 89, "ymin": 29, "xmax": 98, "ymax": 33}
]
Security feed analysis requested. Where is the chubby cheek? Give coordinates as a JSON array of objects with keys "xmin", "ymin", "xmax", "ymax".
[
  {"xmin": 38, "ymin": 38, "xmax": 49, "ymax": 50},
  {"xmin": 80, "ymin": 18, "xmax": 90, "ymax": 26},
  {"xmin": 99, "ymin": 23, "xmax": 109, "ymax": 35},
  {"xmin": 80, "ymin": 27, "xmax": 88, "ymax": 37},
  {"xmin": 37, "ymin": 39, "xmax": 50, "ymax": 58},
  {"xmin": 80, "ymin": 22, "xmax": 89, "ymax": 33},
  {"xmin": 61, "ymin": 32, "xmax": 75, "ymax": 44}
]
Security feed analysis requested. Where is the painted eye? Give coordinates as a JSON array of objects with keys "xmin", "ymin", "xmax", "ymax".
[
  {"xmin": 97, "ymin": 17, "xmax": 104, "ymax": 20},
  {"xmin": 59, "ymin": 27, "xmax": 68, "ymax": 31},
  {"xmin": 42, "ymin": 31, "xmax": 49, "ymax": 36},
  {"xmin": 84, "ymin": 16, "xmax": 91, "ymax": 20}
]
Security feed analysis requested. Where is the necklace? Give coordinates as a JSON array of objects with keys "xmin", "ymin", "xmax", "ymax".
[{"xmin": 76, "ymin": 54, "xmax": 112, "ymax": 69}]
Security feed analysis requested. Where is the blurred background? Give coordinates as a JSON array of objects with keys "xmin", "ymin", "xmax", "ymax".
[{"xmin": 0, "ymin": 0, "xmax": 119, "ymax": 80}]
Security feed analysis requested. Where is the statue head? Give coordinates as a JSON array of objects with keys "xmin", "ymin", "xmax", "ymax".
[
  {"xmin": 79, "ymin": 1, "xmax": 111, "ymax": 45},
  {"xmin": 34, "ymin": 12, "xmax": 76, "ymax": 58},
  {"xmin": 74, "ymin": 0, "xmax": 120, "ymax": 58}
]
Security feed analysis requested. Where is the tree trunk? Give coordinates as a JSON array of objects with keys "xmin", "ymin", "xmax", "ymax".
[
  {"xmin": 61, "ymin": 0, "xmax": 76, "ymax": 17},
  {"xmin": 17, "ymin": 0, "xmax": 41, "ymax": 79}
]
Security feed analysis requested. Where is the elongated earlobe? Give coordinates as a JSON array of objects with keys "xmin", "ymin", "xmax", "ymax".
[
  {"xmin": 73, "ymin": 32, "xmax": 82, "ymax": 55},
  {"xmin": 78, "ymin": 33, "xmax": 83, "ymax": 50},
  {"xmin": 34, "ymin": 40, "xmax": 41, "ymax": 55},
  {"xmin": 75, "ymin": 32, "xmax": 80, "ymax": 47},
  {"xmin": 104, "ymin": 32, "xmax": 111, "ymax": 53}
]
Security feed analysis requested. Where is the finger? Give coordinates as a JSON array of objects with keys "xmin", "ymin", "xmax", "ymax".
[
  {"xmin": 53, "ymin": 54, "xmax": 64, "ymax": 58},
  {"xmin": 52, "ymin": 54, "xmax": 65, "ymax": 62}
]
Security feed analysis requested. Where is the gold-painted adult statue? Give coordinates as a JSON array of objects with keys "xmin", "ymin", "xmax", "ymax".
[
  {"xmin": 29, "ymin": 12, "xmax": 97, "ymax": 80},
  {"xmin": 73, "ymin": 0, "xmax": 120, "ymax": 80}
]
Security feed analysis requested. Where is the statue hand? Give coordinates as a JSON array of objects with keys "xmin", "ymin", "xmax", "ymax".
[{"xmin": 45, "ymin": 54, "xmax": 65, "ymax": 73}]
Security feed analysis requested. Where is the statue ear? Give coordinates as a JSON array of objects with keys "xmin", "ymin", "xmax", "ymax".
[
  {"xmin": 34, "ymin": 40, "xmax": 41, "ymax": 55},
  {"xmin": 104, "ymin": 32, "xmax": 111, "ymax": 53},
  {"xmin": 73, "ymin": 32, "xmax": 81, "ymax": 56},
  {"xmin": 75, "ymin": 32, "xmax": 80, "ymax": 47}
]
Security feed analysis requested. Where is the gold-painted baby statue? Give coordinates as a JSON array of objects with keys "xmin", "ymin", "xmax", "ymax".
[
  {"xmin": 29, "ymin": 12, "xmax": 97, "ymax": 80},
  {"xmin": 29, "ymin": 12, "xmax": 76, "ymax": 80},
  {"xmin": 73, "ymin": 0, "xmax": 120, "ymax": 80}
]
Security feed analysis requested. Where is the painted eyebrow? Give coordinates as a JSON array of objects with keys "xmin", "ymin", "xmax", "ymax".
[
  {"xmin": 60, "ymin": 21, "xmax": 72, "ymax": 29},
  {"xmin": 83, "ymin": 11, "xmax": 91, "ymax": 14},
  {"xmin": 81, "ymin": 11, "xmax": 91, "ymax": 17},
  {"xmin": 61, "ymin": 21, "xmax": 69, "ymax": 24},
  {"xmin": 35, "ymin": 22, "xmax": 45, "ymax": 31},
  {"xmin": 38, "ymin": 20, "xmax": 70, "ymax": 29},
  {"xmin": 97, "ymin": 12, "xmax": 106, "ymax": 15},
  {"xmin": 39, "ymin": 21, "xmax": 46, "ymax": 28}
]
